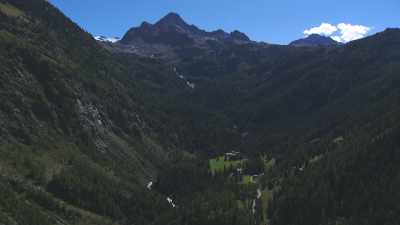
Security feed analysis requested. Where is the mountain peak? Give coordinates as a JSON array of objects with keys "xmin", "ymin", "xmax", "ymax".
[
  {"xmin": 307, "ymin": 34, "xmax": 324, "ymax": 38},
  {"xmin": 164, "ymin": 12, "xmax": 182, "ymax": 20},
  {"xmin": 140, "ymin": 21, "xmax": 152, "ymax": 27},
  {"xmin": 230, "ymin": 30, "xmax": 250, "ymax": 42},
  {"xmin": 156, "ymin": 12, "xmax": 187, "ymax": 27},
  {"xmin": 290, "ymin": 34, "xmax": 340, "ymax": 47},
  {"xmin": 120, "ymin": 12, "xmax": 252, "ymax": 49}
]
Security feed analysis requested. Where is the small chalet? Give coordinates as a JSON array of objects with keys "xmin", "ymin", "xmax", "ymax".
[{"xmin": 224, "ymin": 151, "xmax": 242, "ymax": 161}]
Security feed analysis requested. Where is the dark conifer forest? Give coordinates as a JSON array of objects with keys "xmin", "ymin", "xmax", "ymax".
[{"xmin": 1, "ymin": 0, "xmax": 400, "ymax": 224}]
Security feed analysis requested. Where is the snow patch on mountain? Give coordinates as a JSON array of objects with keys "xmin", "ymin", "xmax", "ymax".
[{"xmin": 94, "ymin": 35, "xmax": 120, "ymax": 43}]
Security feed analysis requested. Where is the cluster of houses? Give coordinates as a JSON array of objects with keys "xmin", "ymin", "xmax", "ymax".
[
  {"xmin": 224, "ymin": 151, "xmax": 243, "ymax": 161},
  {"xmin": 223, "ymin": 151, "xmax": 265, "ymax": 183}
]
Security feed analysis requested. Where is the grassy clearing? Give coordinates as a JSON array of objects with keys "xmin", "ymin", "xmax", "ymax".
[
  {"xmin": 261, "ymin": 189, "xmax": 272, "ymax": 204},
  {"xmin": 261, "ymin": 189, "xmax": 273, "ymax": 218},
  {"xmin": 237, "ymin": 200, "xmax": 245, "ymax": 210},
  {"xmin": 0, "ymin": 2, "xmax": 24, "ymax": 17},
  {"xmin": 237, "ymin": 199, "xmax": 252, "ymax": 210},
  {"xmin": 209, "ymin": 156, "xmax": 244, "ymax": 174},
  {"xmin": 240, "ymin": 175, "xmax": 253, "ymax": 184}
]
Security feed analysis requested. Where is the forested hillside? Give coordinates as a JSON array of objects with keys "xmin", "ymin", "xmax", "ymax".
[
  {"xmin": 0, "ymin": 0, "xmax": 231, "ymax": 224},
  {"xmin": 1, "ymin": 0, "xmax": 400, "ymax": 225}
]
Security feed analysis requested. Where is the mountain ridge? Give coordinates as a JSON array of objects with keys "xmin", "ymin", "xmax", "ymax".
[
  {"xmin": 106, "ymin": 12, "xmax": 256, "ymax": 60},
  {"xmin": 120, "ymin": 12, "xmax": 252, "ymax": 45}
]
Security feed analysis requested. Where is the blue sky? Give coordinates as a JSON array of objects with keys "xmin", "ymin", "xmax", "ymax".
[{"xmin": 48, "ymin": 0, "xmax": 399, "ymax": 44}]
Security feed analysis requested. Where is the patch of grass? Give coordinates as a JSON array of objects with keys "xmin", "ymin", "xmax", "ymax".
[
  {"xmin": 209, "ymin": 156, "xmax": 243, "ymax": 174},
  {"xmin": 237, "ymin": 200, "xmax": 245, "ymax": 210},
  {"xmin": 261, "ymin": 189, "xmax": 272, "ymax": 211},
  {"xmin": 260, "ymin": 188, "xmax": 273, "ymax": 225},
  {"xmin": 0, "ymin": 30, "xmax": 16, "ymax": 43},
  {"xmin": 240, "ymin": 175, "xmax": 253, "ymax": 185},
  {"xmin": 0, "ymin": 2, "xmax": 24, "ymax": 18},
  {"xmin": 237, "ymin": 199, "xmax": 251, "ymax": 210}
]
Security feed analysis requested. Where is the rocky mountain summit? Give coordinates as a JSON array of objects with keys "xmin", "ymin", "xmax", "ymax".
[
  {"xmin": 289, "ymin": 34, "xmax": 340, "ymax": 47},
  {"xmin": 102, "ymin": 12, "xmax": 253, "ymax": 60},
  {"xmin": 120, "ymin": 12, "xmax": 251, "ymax": 46}
]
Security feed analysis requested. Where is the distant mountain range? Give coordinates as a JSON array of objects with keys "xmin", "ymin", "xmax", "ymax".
[
  {"xmin": 96, "ymin": 12, "xmax": 255, "ymax": 60},
  {"xmin": 96, "ymin": 12, "xmax": 342, "ymax": 60},
  {"xmin": 95, "ymin": 12, "xmax": 343, "ymax": 47}
]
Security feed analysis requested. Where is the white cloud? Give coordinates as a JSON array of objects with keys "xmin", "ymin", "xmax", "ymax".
[
  {"xmin": 304, "ymin": 23, "xmax": 338, "ymax": 36},
  {"xmin": 303, "ymin": 23, "xmax": 371, "ymax": 43},
  {"xmin": 331, "ymin": 36, "xmax": 342, "ymax": 42},
  {"xmin": 335, "ymin": 23, "xmax": 370, "ymax": 43}
]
